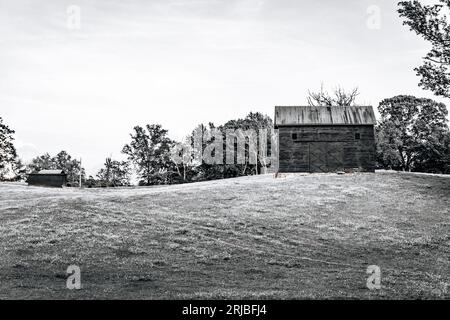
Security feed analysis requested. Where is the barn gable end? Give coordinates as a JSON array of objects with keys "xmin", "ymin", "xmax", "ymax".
[
  {"xmin": 275, "ymin": 106, "xmax": 376, "ymax": 173},
  {"xmin": 27, "ymin": 170, "xmax": 67, "ymax": 188}
]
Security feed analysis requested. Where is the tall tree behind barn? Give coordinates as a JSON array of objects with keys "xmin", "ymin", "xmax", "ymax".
[{"xmin": 274, "ymin": 106, "xmax": 376, "ymax": 173}]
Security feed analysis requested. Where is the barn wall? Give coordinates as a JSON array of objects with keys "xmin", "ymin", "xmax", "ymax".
[
  {"xmin": 278, "ymin": 125, "xmax": 375, "ymax": 173},
  {"xmin": 27, "ymin": 174, "xmax": 67, "ymax": 187}
]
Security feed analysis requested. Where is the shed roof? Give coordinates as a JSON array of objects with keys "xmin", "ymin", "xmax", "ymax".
[
  {"xmin": 37, "ymin": 170, "xmax": 66, "ymax": 175},
  {"xmin": 274, "ymin": 106, "xmax": 376, "ymax": 127}
]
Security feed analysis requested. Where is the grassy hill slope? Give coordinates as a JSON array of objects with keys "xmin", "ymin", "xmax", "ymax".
[{"xmin": 0, "ymin": 172, "xmax": 449, "ymax": 299}]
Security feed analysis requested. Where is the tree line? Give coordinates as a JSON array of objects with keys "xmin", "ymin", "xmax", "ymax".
[
  {"xmin": 1, "ymin": 94, "xmax": 449, "ymax": 186},
  {"xmin": 118, "ymin": 112, "xmax": 275, "ymax": 186},
  {"xmin": 1, "ymin": 1, "xmax": 449, "ymax": 183},
  {"xmin": 0, "ymin": 112, "xmax": 276, "ymax": 186}
]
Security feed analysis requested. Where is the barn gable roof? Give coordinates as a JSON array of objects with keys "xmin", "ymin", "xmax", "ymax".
[
  {"xmin": 37, "ymin": 170, "xmax": 66, "ymax": 175},
  {"xmin": 274, "ymin": 106, "xmax": 376, "ymax": 127}
]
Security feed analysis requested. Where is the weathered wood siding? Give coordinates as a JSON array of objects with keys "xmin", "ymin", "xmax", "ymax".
[
  {"xmin": 278, "ymin": 125, "xmax": 375, "ymax": 173},
  {"xmin": 27, "ymin": 174, "xmax": 67, "ymax": 187}
]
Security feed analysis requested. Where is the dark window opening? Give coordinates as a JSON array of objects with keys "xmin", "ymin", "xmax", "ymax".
[
  {"xmin": 292, "ymin": 133, "xmax": 298, "ymax": 140},
  {"xmin": 355, "ymin": 133, "xmax": 361, "ymax": 140}
]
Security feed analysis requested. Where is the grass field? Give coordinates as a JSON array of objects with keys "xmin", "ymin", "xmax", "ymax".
[{"xmin": 0, "ymin": 171, "xmax": 449, "ymax": 299}]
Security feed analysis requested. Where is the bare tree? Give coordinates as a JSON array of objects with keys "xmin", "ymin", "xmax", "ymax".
[{"xmin": 307, "ymin": 83, "xmax": 360, "ymax": 106}]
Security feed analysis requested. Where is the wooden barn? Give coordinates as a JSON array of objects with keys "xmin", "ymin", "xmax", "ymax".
[
  {"xmin": 274, "ymin": 106, "xmax": 376, "ymax": 173},
  {"xmin": 27, "ymin": 170, "xmax": 67, "ymax": 187}
]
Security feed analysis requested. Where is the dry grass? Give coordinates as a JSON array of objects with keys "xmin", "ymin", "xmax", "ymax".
[{"xmin": 0, "ymin": 171, "xmax": 449, "ymax": 299}]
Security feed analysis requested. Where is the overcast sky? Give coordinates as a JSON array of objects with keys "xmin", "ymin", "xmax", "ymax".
[{"xmin": 0, "ymin": 0, "xmax": 447, "ymax": 175}]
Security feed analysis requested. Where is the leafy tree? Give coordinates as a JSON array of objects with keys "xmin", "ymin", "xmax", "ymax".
[
  {"xmin": 398, "ymin": 1, "xmax": 450, "ymax": 98},
  {"xmin": 413, "ymin": 129, "xmax": 450, "ymax": 173},
  {"xmin": 12, "ymin": 158, "xmax": 27, "ymax": 181},
  {"xmin": 122, "ymin": 124, "xmax": 174, "ymax": 185},
  {"xmin": 86, "ymin": 175, "xmax": 97, "ymax": 188},
  {"xmin": 220, "ymin": 112, "xmax": 274, "ymax": 175},
  {"xmin": 0, "ymin": 117, "xmax": 18, "ymax": 180},
  {"xmin": 184, "ymin": 112, "xmax": 275, "ymax": 182},
  {"xmin": 170, "ymin": 135, "xmax": 197, "ymax": 183},
  {"xmin": 28, "ymin": 153, "xmax": 55, "ymax": 172},
  {"xmin": 376, "ymin": 95, "xmax": 449, "ymax": 173},
  {"xmin": 101, "ymin": 157, "xmax": 114, "ymax": 184},
  {"xmin": 97, "ymin": 158, "xmax": 131, "ymax": 187},
  {"xmin": 188, "ymin": 124, "xmax": 225, "ymax": 181},
  {"xmin": 307, "ymin": 84, "xmax": 360, "ymax": 106},
  {"xmin": 376, "ymin": 121, "xmax": 404, "ymax": 170},
  {"xmin": 53, "ymin": 151, "xmax": 84, "ymax": 184}
]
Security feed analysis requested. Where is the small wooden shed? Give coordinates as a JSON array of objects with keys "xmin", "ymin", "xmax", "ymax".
[
  {"xmin": 27, "ymin": 170, "xmax": 67, "ymax": 187},
  {"xmin": 274, "ymin": 106, "xmax": 376, "ymax": 173}
]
